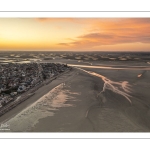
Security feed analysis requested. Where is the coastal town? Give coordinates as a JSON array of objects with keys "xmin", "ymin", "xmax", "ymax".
[{"xmin": 0, "ymin": 62, "xmax": 70, "ymax": 109}]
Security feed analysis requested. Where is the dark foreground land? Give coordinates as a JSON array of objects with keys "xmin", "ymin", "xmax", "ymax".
[{"xmin": 0, "ymin": 51, "xmax": 150, "ymax": 132}]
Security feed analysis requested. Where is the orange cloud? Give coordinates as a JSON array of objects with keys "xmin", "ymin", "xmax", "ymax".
[
  {"xmin": 1, "ymin": 18, "xmax": 150, "ymax": 51},
  {"xmin": 36, "ymin": 18, "xmax": 77, "ymax": 23},
  {"xmin": 57, "ymin": 18, "xmax": 150, "ymax": 50}
]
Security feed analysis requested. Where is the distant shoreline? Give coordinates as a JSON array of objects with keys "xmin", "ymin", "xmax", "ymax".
[{"xmin": 1, "ymin": 50, "xmax": 150, "ymax": 53}]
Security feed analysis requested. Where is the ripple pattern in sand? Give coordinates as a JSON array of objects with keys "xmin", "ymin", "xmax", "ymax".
[{"xmin": 1, "ymin": 83, "xmax": 78, "ymax": 132}]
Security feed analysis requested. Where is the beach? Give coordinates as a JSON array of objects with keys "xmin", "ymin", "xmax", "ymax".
[{"xmin": 0, "ymin": 58, "xmax": 150, "ymax": 132}]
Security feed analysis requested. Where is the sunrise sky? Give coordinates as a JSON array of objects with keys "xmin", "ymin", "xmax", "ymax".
[{"xmin": 0, "ymin": 18, "xmax": 150, "ymax": 51}]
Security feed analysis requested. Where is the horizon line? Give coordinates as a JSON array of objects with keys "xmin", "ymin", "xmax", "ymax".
[{"xmin": 0, "ymin": 50, "xmax": 150, "ymax": 52}]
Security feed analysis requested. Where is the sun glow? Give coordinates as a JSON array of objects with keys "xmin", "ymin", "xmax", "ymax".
[{"xmin": 0, "ymin": 18, "xmax": 150, "ymax": 51}]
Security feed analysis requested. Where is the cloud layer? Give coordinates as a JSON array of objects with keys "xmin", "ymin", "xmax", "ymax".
[
  {"xmin": 58, "ymin": 18, "xmax": 150, "ymax": 50},
  {"xmin": 0, "ymin": 18, "xmax": 150, "ymax": 51}
]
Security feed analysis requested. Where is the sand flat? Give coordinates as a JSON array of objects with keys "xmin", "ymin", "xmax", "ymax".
[{"xmin": 1, "ymin": 60, "xmax": 150, "ymax": 132}]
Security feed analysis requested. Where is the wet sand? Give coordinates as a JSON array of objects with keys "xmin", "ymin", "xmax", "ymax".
[
  {"xmin": 0, "ymin": 69, "xmax": 76, "ymax": 128},
  {"xmin": 1, "ymin": 60, "xmax": 150, "ymax": 132},
  {"xmin": 31, "ymin": 68, "xmax": 150, "ymax": 132}
]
